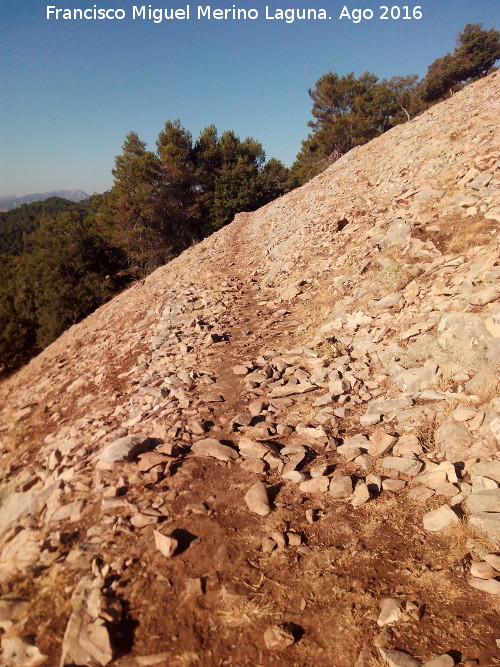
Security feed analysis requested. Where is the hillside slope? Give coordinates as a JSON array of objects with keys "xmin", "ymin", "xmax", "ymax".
[{"xmin": 0, "ymin": 73, "xmax": 499, "ymax": 667}]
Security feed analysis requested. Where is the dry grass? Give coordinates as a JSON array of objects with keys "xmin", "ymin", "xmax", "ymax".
[
  {"xmin": 436, "ymin": 214, "xmax": 497, "ymax": 255},
  {"xmin": 170, "ymin": 652, "xmax": 203, "ymax": 666},
  {"xmin": 218, "ymin": 594, "xmax": 278, "ymax": 629},
  {"xmin": 367, "ymin": 655, "xmax": 388, "ymax": 667},
  {"xmin": 446, "ymin": 226, "xmax": 495, "ymax": 255}
]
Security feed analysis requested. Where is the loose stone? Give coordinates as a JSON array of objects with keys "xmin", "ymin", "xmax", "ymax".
[
  {"xmin": 423, "ymin": 505, "xmax": 460, "ymax": 532},
  {"xmin": 244, "ymin": 482, "xmax": 272, "ymax": 516},
  {"xmin": 263, "ymin": 624, "xmax": 295, "ymax": 651},
  {"xmin": 153, "ymin": 531, "xmax": 178, "ymax": 558}
]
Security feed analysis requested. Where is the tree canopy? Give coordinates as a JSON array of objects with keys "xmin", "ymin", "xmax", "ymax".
[
  {"xmin": 289, "ymin": 71, "xmax": 414, "ymax": 184},
  {"xmin": 422, "ymin": 23, "xmax": 500, "ymax": 101}
]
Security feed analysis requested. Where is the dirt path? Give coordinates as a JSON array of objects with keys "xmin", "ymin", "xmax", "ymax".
[{"xmin": 2, "ymin": 75, "xmax": 500, "ymax": 667}]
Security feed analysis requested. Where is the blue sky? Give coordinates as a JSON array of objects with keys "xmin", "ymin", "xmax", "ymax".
[{"xmin": 1, "ymin": 0, "xmax": 498, "ymax": 196}]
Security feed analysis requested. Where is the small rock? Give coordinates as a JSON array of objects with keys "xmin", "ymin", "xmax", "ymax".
[
  {"xmin": 282, "ymin": 470, "xmax": 307, "ymax": 483},
  {"xmin": 468, "ymin": 512, "xmax": 500, "ymax": 547},
  {"xmin": 382, "ymin": 457, "xmax": 422, "ymax": 477},
  {"xmin": 378, "ymin": 647, "xmax": 421, "ymax": 667},
  {"xmin": 287, "ymin": 531, "xmax": 303, "ymax": 546},
  {"xmin": 0, "ymin": 599, "xmax": 30, "ymax": 628},
  {"xmin": 238, "ymin": 437, "xmax": 278, "ymax": 460},
  {"xmin": 483, "ymin": 553, "xmax": 500, "ymax": 571},
  {"xmin": 262, "ymin": 537, "xmax": 277, "ymax": 553},
  {"xmin": 268, "ymin": 383, "xmax": 316, "ymax": 398},
  {"xmin": 137, "ymin": 452, "xmax": 170, "ymax": 472},
  {"xmin": 370, "ymin": 292, "xmax": 403, "ymax": 309},
  {"xmin": 466, "ymin": 489, "xmax": 500, "ymax": 513},
  {"xmin": 295, "ymin": 425, "xmax": 327, "ymax": 441},
  {"xmin": 244, "ymin": 482, "xmax": 271, "ymax": 516},
  {"xmin": 232, "ymin": 365, "xmax": 250, "ymax": 375},
  {"xmin": 153, "ymin": 530, "xmax": 178, "ymax": 558},
  {"xmin": 450, "ymin": 407, "xmax": 477, "ymax": 422},
  {"xmin": 434, "ymin": 420, "xmax": 473, "ymax": 462},
  {"xmin": 377, "ymin": 598, "xmax": 404, "ymax": 627},
  {"xmin": 299, "ymin": 477, "xmax": 329, "ymax": 493},
  {"xmin": 465, "ymin": 366, "xmax": 498, "ymax": 398},
  {"xmin": 354, "ymin": 454, "xmax": 374, "ymax": 472},
  {"xmin": 351, "ymin": 483, "xmax": 371, "ymax": 507},
  {"xmin": 310, "ymin": 464, "xmax": 329, "ymax": 478},
  {"xmin": 204, "ymin": 393, "xmax": 225, "ymax": 402},
  {"xmin": 368, "ymin": 430, "xmax": 397, "ymax": 457},
  {"xmin": 99, "ymin": 434, "xmax": 152, "ymax": 463},
  {"xmin": 191, "ymin": 438, "xmax": 239, "ymax": 461},
  {"xmin": 329, "ymin": 475, "xmax": 353, "ymax": 499},
  {"xmin": 51, "ymin": 500, "xmax": 83, "ymax": 523},
  {"xmin": 270, "ymin": 531, "xmax": 287, "ymax": 548},
  {"xmin": 366, "ymin": 474, "xmax": 382, "ymax": 494},
  {"xmin": 471, "ymin": 475, "xmax": 498, "ymax": 493},
  {"xmin": 408, "ymin": 487, "xmax": 435, "ymax": 502},
  {"xmin": 0, "ymin": 636, "xmax": 47, "ymax": 667},
  {"xmin": 263, "ymin": 624, "xmax": 295, "ymax": 651},
  {"xmin": 305, "ymin": 509, "xmax": 316, "ymax": 524},
  {"xmin": 434, "ymin": 483, "xmax": 460, "ymax": 498},
  {"xmin": 337, "ymin": 443, "xmax": 362, "ymax": 461},
  {"xmin": 471, "ymin": 461, "xmax": 500, "ymax": 484},
  {"xmin": 470, "ymin": 562, "xmax": 497, "ymax": 579},
  {"xmin": 241, "ymin": 458, "xmax": 267, "ymax": 474},
  {"xmin": 382, "ymin": 479, "xmax": 406, "ymax": 492},
  {"xmin": 469, "ymin": 577, "xmax": 500, "ymax": 595},
  {"xmin": 423, "ymin": 505, "xmax": 459, "ymax": 532},
  {"xmin": 374, "ymin": 627, "xmax": 395, "ymax": 648},
  {"xmin": 131, "ymin": 513, "xmax": 159, "ymax": 528},
  {"xmin": 297, "ymin": 545, "xmax": 312, "ymax": 555},
  {"xmin": 422, "ymin": 655, "xmax": 454, "ymax": 667},
  {"xmin": 360, "ymin": 413, "xmax": 382, "ymax": 427},
  {"xmin": 185, "ymin": 578, "xmax": 203, "ymax": 596}
]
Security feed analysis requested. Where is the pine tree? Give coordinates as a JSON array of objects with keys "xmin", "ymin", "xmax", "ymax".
[
  {"xmin": 97, "ymin": 132, "xmax": 170, "ymax": 274},
  {"xmin": 156, "ymin": 120, "xmax": 200, "ymax": 245},
  {"xmin": 456, "ymin": 23, "xmax": 500, "ymax": 79}
]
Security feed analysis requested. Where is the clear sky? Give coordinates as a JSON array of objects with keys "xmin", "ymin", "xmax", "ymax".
[{"xmin": 1, "ymin": 0, "xmax": 498, "ymax": 196}]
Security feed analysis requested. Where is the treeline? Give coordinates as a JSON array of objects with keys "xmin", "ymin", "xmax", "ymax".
[
  {"xmin": 0, "ymin": 23, "xmax": 498, "ymax": 373},
  {"xmin": 0, "ymin": 126, "xmax": 289, "ymax": 370},
  {"xmin": 290, "ymin": 23, "xmax": 500, "ymax": 183},
  {"xmin": 96, "ymin": 123, "xmax": 289, "ymax": 274}
]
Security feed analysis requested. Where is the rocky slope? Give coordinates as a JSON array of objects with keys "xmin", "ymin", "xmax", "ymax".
[{"xmin": 0, "ymin": 72, "xmax": 499, "ymax": 667}]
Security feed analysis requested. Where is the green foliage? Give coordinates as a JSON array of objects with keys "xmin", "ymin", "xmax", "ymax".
[
  {"xmin": 18, "ymin": 211, "xmax": 121, "ymax": 348},
  {"xmin": 0, "ymin": 255, "xmax": 35, "ymax": 368},
  {"xmin": 456, "ymin": 23, "xmax": 500, "ymax": 79},
  {"xmin": 98, "ymin": 123, "xmax": 281, "ymax": 268},
  {"xmin": 0, "ymin": 207, "xmax": 124, "ymax": 371},
  {"xmin": 196, "ymin": 129, "xmax": 268, "ymax": 233},
  {"xmin": 421, "ymin": 53, "xmax": 466, "ymax": 101},
  {"xmin": 290, "ymin": 71, "xmax": 411, "ymax": 184},
  {"xmin": 387, "ymin": 75, "xmax": 426, "ymax": 123},
  {"xmin": 258, "ymin": 158, "xmax": 290, "ymax": 203},
  {"xmin": 97, "ymin": 131, "xmax": 173, "ymax": 275},
  {"xmin": 0, "ymin": 197, "xmax": 91, "ymax": 256},
  {"xmin": 421, "ymin": 23, "xmax": 500, "ymax": 101},
  {"xmin": 156, "ymin": 120, "xmax": 200, "ymax": 244},
  {"xmin": 209, "ymin": 157, "xmax": 261, "ymax": 232}
]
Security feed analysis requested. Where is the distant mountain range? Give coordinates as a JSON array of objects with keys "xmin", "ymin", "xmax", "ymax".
[{"xmin": 0, "ymin": 189, "xmax": 90, "ymax": 211}]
